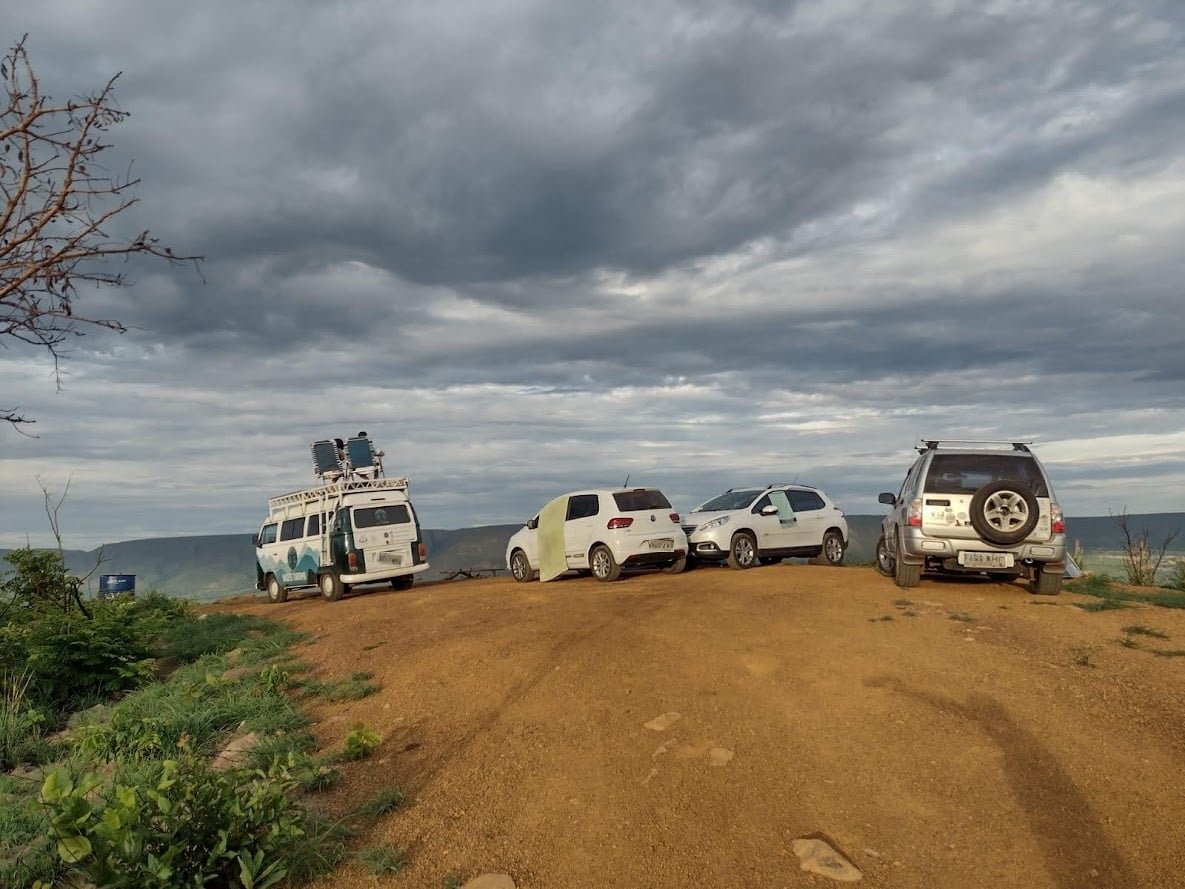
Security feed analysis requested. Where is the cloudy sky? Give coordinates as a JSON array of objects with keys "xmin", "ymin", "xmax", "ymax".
[{"xmin": 2, "ymin": 0, "xmax": 1184, "ymax": 549}]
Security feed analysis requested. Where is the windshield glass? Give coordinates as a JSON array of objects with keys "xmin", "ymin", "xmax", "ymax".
[
  {"xmin": 353, "ymin": 504, "xmax": 412, "ymax": 529},
  {"xmin": 694, "ymin": 490, "xmax": 761, "ymax": 512},
  {"xmin": 612, "ymin": 490, "xmax": 672, "ymax": 511},
  {"xmin": 925, "ymin": 454, "xmax": 1049, "ymax": 497}
]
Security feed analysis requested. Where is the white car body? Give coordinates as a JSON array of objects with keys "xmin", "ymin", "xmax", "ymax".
[
  {"xmin": 683, "ymin": 484, "xmax": 849, "ymax": 569},
  {"xmin": 505, "ymin": 487, "xmax": 689, "ymax": 582}
]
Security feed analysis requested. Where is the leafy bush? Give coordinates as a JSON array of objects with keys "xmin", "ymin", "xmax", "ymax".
[
  {"xmin": 343, "ymin": 724, "xmax": 381, "ymax": 760},
  {"xmin": 39, "ymin": 748, "xmax": 324, "ymax": 889}
]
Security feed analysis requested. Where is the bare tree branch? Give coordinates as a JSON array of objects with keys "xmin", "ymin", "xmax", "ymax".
[
  {"xmin": 2, "ymin": 35, "xmax": 203, "ymax": 427},
  {"xmin": 1109, "ymin": 506, "xmax": 1180, "ymax": 587}
]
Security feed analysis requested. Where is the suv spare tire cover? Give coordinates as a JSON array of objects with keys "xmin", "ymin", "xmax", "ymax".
[{"xmin": 968, "ymin": 480, "xmax": 1040, "ymax": 546}]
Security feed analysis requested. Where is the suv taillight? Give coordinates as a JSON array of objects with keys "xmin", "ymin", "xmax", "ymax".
[
  {"xmin": 1051, "ymin": 503, "xmax": 1065, "ymax": 534},
  {"xmin": 607, "ymin": 517, "xmax": 633, "ymax": 530},
  {"xmin": 669, "ymin": 512, "xmax": 680, "ymax": 523},
  {"xmin": 907, "ymin": 499, "xmax": 922, "ymax": 527}
]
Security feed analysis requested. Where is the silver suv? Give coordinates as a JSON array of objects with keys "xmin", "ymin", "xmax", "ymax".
[
  {"xmin": 876, "ymin": 440, "xmax": 1066, "ymax": 594},
  {"xmin": 683, "ymin": 484, "xmax": 848, "ymax": 569}
]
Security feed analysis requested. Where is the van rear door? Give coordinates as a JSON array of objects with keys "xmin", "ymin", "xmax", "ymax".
[{"xmin": 351, "ymin": 501, "xmax": 419, "ymax": 570}]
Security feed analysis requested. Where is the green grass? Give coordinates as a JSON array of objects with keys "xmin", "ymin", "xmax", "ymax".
[
  {"xmin": 1149, "ymin": 649, "xmax": 1185, "ymax": 659},
  {"xmin": 948, "ymin": 611, "xmax": 975, "ymax": 623},
  {"xmin": 354, "ymin": 786, "xmax": 406, "ymax": 819},
  {"xmin": 295, "ymin": 671, "xmax": 381, "ymax": 702},
  {"xmin": 358, "ymin": 844, "xmax": 408, "ymax": 875},
  {"xmin": 1068, "ymin": 574, "xmax": 1185, "ymax": 612},
  {"xmin": 1122, "ymin": 625, "xmax": 1169, "ymax": 640}
]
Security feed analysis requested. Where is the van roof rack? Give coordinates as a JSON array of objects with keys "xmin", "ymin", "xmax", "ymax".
[{"xmin": 917, "ymin": 439, "xmax": 1032, "ymax": 453}]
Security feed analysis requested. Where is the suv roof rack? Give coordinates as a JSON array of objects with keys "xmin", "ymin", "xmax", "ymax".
[{"xmin": 917, "ymin": 439, "xmax": 1032, "ymax": 454}]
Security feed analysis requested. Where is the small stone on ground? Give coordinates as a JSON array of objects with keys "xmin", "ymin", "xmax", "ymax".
[
  {"xmin": 461, "ymin": 875, "xmax": 516, "ymax": 889},
  {"xmin": 643, "ymin": 711, "xmax": 681, "ymax": 731},
  {"xmin": 792, "ymin": 837, "xmax": 863, "ymax": 882}
]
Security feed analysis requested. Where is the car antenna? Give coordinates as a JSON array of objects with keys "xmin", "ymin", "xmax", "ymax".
[{"xmin": 623, "ymin": 474, "xmax": 630, "ymax": 487}]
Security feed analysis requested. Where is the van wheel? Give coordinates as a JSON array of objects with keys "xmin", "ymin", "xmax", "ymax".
[
  {"xmin": 266, "ymin": 574, "xmax": 288, "ymax": 604},
  {"xmin": 815, "ymin": 530, "xmax": 846, "ymax": 566},
  {"xmin": 319, "ymin": 572, "xmax": 344, "ymax": 601},
  {"xmin": 726, "ymin": 533, "xmax": 758, "ymax": 570},
  {"xmin": 390, "ymin": 575, "xmax": 414, "ymax": 591},
  {"xmin": 510, "ymin": 550, "xmax": 535, "ymax": 583},
  {"xmin": 590, "ymin": 545, "xmax": 622, "ymax": 582}
]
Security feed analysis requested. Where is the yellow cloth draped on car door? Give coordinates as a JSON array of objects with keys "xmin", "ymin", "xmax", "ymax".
[{"xmin": 537, "ymin": 495, "xmax": 569, "ymax": 582}]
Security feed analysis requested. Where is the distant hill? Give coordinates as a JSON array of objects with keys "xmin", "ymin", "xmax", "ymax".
[{"xmin": 2, "ymin": 513, "xmax": 1180, "ymax": 602}]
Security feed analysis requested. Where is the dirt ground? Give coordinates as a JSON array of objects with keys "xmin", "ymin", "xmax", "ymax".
[{"xmin": 221, "ymin": 564, "xmax": 1185, "ymax": 889}]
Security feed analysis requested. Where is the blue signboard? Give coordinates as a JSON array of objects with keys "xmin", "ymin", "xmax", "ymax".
[{"xmin": 98, "ymin": 574, "xmax": 136, "ymax": 595}]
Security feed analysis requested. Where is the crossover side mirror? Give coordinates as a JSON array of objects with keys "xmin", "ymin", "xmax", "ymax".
[{"xmin": 878, "ymin": 492, "xmax": 896, "ymax": 505}]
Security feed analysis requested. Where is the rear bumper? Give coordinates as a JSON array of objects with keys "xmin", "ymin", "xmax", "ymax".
[
  {"xmin": 621, "ymin": 549, "xmax": 686, "ymax": 567},
  {"xmin": 341, "ymin": 562, "xmax": 431, "ymax": 584},
  {"xmin": 899, "ymin": 527, "xmax": 1065, "ymax": 565}
]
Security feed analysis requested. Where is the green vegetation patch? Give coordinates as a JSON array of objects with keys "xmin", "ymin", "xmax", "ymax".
[
  {"xmin": 1068, "ymin": 574, "xmax": 1185, "ymax": 611},
  {"xmin": 1122, "ymin": 625, "xmax": 1169, "ymax": 640}
]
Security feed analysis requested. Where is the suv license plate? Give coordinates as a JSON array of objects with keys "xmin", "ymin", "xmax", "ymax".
[
  {"xmin": 649, "ymin": 538, "xmax": 674, "ymax": 552},
  {"xmin": 377, "ymin": 552, "xmax": 403, "ymax": 565},
  {"xmin": 960, "ymin": 552, "xmax": 1012, "ymax": 569}
]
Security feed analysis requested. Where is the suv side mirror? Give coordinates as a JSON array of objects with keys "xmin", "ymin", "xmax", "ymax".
[
  {"xmin": 251, "ymin": 534, "xmax": 260, "ymax": 548},
  {"xmin": 877, "ymin": 492, "xmax": 896, "ymax": 506}
]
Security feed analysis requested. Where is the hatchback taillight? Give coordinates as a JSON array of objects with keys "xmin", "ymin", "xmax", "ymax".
[
  {"xmin": 669, "ymin": 512, "xmax": 680, "ymax": 523},
  {"xmin": 1051, "ymin": 503, "xmax": 1065, "ymax": 534},
  {"xmin": 607, "ymin": 517, "xmax": 634, "ymax": 530},
  {"xmin": 907, "ymin": 499, "xmax": 922, "ymax": 527}
]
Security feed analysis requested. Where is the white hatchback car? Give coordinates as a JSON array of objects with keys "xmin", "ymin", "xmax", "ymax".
[
  {"xmin": 683, "ymin": 484, "xmax": 849, "ymax": 569},
  {"xmin": 506, "ymin": 487, "xmax": 689, "ymax": 582}
]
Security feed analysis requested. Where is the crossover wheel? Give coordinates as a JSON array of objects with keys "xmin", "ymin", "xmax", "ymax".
[
  {"xmin": 726, "ymin": 533, "xmax": 758, "ymax": 570},
  {"xmin": 969, "ymin": 480, "xmax": 1039, "ymax": 545},
  {"xmin": 875, "ymin": 535, "xmax": 895, "ymax": 577},
  {"xmin": 319, "ymin": 571, "xmax": 344, "ymax": 601},
  {"xmin": 266, "ymin": 574, "xmax": 288, "ymax": 604},
  {"xmin": 589, "ymin": 545, "xmax": 622, "ymax": 582},
  {"xmin": 662, "ymin": 556, "xmax": 688, "ymax": 574},
  {"xmin": 815, "ymin": 530, "xmax": 846, "ymax": 566},
  {"xmin": 510, "ymin": 550, "xmax": 535, "ymax": 583}
]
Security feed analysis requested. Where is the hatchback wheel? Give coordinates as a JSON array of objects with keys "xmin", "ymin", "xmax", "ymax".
[
  {"xmin": 726, "ymin": 533, "xmax": 758, "ymax": 570},
  {"xmin": 590, "ymin": 545, "xmax": 622, "ymax": 582}
]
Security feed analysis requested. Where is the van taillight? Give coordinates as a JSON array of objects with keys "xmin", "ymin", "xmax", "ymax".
[
  {"xmin": 347, "ymin": 551, "xmax": 359, "ymax": 571},
  {"xmin": 907, "ymin": 499, "xmax": 922, "ymax": 527},
  {"xmin": 1051, "ymin": 503, "xmax": 1065, "ymax": 534},
  {"xmin": 607, "ymin": 517, "xmax": 634, "ymax": 529},
  {"xmin": 418, "ymin": 542, "xmax": 427, "ymax": 560},
  {"xmin": 669, "ymin": 512, "xmax": 680, "ymax": 523}
]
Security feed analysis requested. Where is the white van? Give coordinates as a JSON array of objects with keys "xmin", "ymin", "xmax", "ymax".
[{"xmin": 254, "ymin": 435, "xmax": 429, "ymax": 601}]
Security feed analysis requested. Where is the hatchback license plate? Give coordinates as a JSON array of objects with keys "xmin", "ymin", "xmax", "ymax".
[
  {"xmin": 649, "ymin": 538, "xmax": 674, "ymax": 552},
  {"xmin": 377, "ymin": 552, "xmax": 403, "ymax": 565},
  {"xmin": 960, "ymin": 552, "xmax": 1012, "ymax": 569}
]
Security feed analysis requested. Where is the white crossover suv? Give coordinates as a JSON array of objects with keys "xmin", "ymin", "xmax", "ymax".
[
  {"xmin": 876, "ymin": 440, "xmax": 1066, "ymax": 594},
  {"xmin": 505, "ymin": 487, "xmax": 689, "ymax": 582},
  {"xmin": 682, "ymin": 484, "xmax": 849, "ymax": 569}
]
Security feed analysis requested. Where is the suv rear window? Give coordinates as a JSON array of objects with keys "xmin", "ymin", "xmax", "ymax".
[
  {"xmin": 612, "ymin": 489, "xmax": 672, "ymax": 511},
  {"xmin": 925, "ymin": 454, "xmax": 1048, "ymax": 497},
  {"xmin": 353, "ymin": 504, "xmax": 412, "ymax": 528}
]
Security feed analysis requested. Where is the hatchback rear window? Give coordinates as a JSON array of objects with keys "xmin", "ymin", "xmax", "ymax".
[
  {"xmin": 353, "ymin": 504, "xmax": 412, "ymax": 528},
  {"xmin": 925, "ymin": 454, "xmax": 1048, "ymax": 497},
  {"xmin": 612, "ymin": 489, "xmax": 672, "ymax": 511}
]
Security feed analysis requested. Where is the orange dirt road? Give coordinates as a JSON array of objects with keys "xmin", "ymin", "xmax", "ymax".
[{"xmin": 222, "ymin": 565, "xmax": 1185, "ymax": 888}]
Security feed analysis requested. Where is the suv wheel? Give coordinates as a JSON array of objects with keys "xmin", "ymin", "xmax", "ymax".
[
  {"xmin": 510, "ymin": 550, "xmax": 535, "ymax": 583},
  {"xmin": 875, "ymin": 535, "xmax": 895, "ymax": 577},
  {"xmin": 969, "ymin": 480, "xmax": 1040, "ymax": 545},
  {"xmin": 893, "ymin": 532, "xmax": 922, "ymax": 588},
  {"xmin": 589, "ymin": 545, "xmax": 622, "ymax": 582},
  {"xmin": 726, "ymin": 533, "xmax": 758, "ymax": 570},
  {"xmin": 1032, "ymin": 566, "xmax": 1062, "ymax": 596},
  {"xmin": 815, "ymin": 530, "xmax": 845, "ymax": 566}
]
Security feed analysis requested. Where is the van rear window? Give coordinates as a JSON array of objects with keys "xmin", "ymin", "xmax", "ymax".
[
  {"xmin": 612, "ymin": 490, "xmax": 672, "ymax": 511},
  {"xmin": 353, "ymin": 504, "xmax": 412, "ymax": 528},
  {"xmin": 925, "ymin": 454, "xmax": 1048, "ymax": 497}
]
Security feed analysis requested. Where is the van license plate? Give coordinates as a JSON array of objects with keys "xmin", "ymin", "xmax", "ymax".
[
  {"xmin": 960, "ymin": 552, "xmax": 1012, "ymax": 568},
  {"xmin": 649, "ymin": 538, "xmax": 674, "ymax": 551},
  {"xmin": 377, "ymin": 552, "xmax": 403, "ymax": 565}
]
